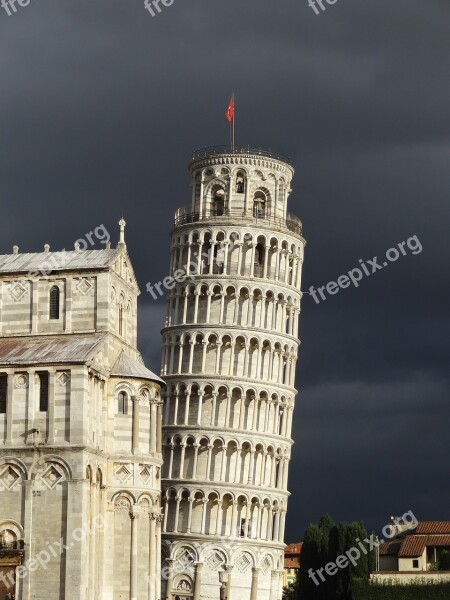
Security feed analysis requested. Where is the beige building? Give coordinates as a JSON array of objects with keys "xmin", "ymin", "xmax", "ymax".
[
  {"xmin": 282, "ymin": 542, "xmax": 302, "ymax": 588},
  {"xmin": 374, "ymin": 521, "xmax": 450, "ymax": 585},
  {"xmin": 0, "ymin": 221, "xmax": 163, "ymax": 600},
  {"xmin": 160, "ymin": 146, "xmax": 305, "ymax": 600}
]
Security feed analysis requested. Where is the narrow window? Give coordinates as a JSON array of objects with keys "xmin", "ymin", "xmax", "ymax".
[
  {"xmin": 256, "ymin": 243, "xmax": 265, "ymax": 266},
  {"xmin": 38, "ymin": 372, "xmax": 49, "ymax": 412},
  {"xmin": 239, "ymin": 518, "xmax": 246, "ymax": 537},
  {"xmin": 49, "ymin": 286, "xmax": 60, "ymax": 320},
  {"xmin": 118, "ymin": 391, "xmax": 127, "ymax": 415},
  {"xmin": 119, "ymin": 306, "xmax": 124, "ymax": 336},
  {"xmin": 0, "ymin": 375, "xmax": 7, "ymax": 414},
  {"xmin": 412, "ymin": 559, "xmax": 419, "ymax": 568}
]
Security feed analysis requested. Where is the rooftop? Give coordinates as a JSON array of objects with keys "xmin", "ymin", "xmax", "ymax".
[
  {"xmin": 0, "ymin": 249, "xmax": 121, "ymax": 275},
  {"xmin": 416, "ymin": 522, "xmax": 450, "ymax": 535},
  {"xmin": 284, "ymin": 542, "xmax": 303, "ymax": 554},
  {"xmin": 0, "ymin": 334, "xmax": 106, "ymax": 366},
  {"xmin": 379, "ymin": 522, "xmax": 450, "ymax": 558},
  {"xmin": 111, "ymin": 350, "xmax": 164, "ymax": 384},
  {"xmin": 191, "ymin": 145, "xmax": 292, "ymax": 165}
]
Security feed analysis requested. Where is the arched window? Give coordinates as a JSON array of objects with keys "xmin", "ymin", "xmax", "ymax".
[
  {"xmin": 49, "ymin": 286, "xmax": 60, "ymax": 320},
  {"xmin": 253, "ymin": 193, "xmax": 266, "ymax": 218},
  {"xmin": 212, "ymin": 190, "xmax": 225, "ymax": 216},
  {"xmin": 236, "ymin": 172, "xmax": 245, "ymax": 193},
  {"xmin": 256, "ymin": 243, "xmax": 265, "ymax": 266},
  {"xmin": 118, "ymin": 391, "xmax": 128, "ymax": 415}
]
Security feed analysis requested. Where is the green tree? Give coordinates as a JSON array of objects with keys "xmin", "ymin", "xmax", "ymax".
[
  {"xmin": 299, "ymin": 523, "xmax": 321, "ymax": 599},
  {"xmin": 318, "ymin": 515, "xmax": 338, "ymax": 600},
  {"xmin": 299, "ymin": 516, "xmax": 374, "ymax": 600},
  {"xmin": 283, "ymin": 578, "xmax": 299, "ymax": 600}
]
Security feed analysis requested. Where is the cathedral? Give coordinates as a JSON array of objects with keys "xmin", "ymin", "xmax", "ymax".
[{"xmin": 0, "ymin": 146, "xmax": 305, "ymax": 600}]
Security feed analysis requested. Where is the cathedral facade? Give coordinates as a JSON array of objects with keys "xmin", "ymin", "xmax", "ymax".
[
  {"xmin": 0, "ymin": 222, "xmax": 163, "ymax": 600},
  {"xmin": 160, "ymin": 147, "xmax": 305, "ymax": 600}
]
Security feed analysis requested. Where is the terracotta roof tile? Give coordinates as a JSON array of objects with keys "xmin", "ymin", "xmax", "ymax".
[
  {"xmin": 398, "ymin": 536, "xmax": 427, "ymax": 557},
  {"xmin": 415, "ymin": 522, "xmax": 450, "ymax": 535},
  {"xmin": 379, "ymin": 541, "xmax": 401, "ymax": 556},
  {"xmin": 399, "ymin": 534, "xmax": 450, "ymax": 557},
  {"xmin": 427, "ymin": 535, "xmax": 450, "ymax": 548},
  {"xmin": 284, "ymin": 543, "xmax": 303, "ymax": 554},
  {"xmin": 284, "ymin": 557, "xmax": 300, "ymax": 568}
]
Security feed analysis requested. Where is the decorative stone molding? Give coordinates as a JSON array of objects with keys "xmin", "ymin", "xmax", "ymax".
[
  {"xmin": 56, "ymin": 371, "xmax": 70, "ymax": 386},
  {"xmin": 114, "ymin": 463, "xmax": 132, "ymax": 484},
  {"xmin": 14, "ymin": 373, "xmax": 28, "ymax": 389},
  {"xmin": 8, "ymin": 281, "xmax": 28, "ymax": 302},
  {"xmin": 114, "ymin": 496, "xmax": 131, "ymax": 511},
  {"xmin": 75, "ymin": 277, "xmax": 93, "ymax": 295},
  {"xmin": 0, "ymin": 464, "xmax": 23, "ymax": 490}
]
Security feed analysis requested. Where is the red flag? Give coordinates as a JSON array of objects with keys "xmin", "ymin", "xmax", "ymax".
[{"xmin": 225, "ymin": 97, "xmax": 234, "ymax": 123}]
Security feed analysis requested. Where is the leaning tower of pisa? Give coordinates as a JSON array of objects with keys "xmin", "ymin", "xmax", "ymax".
[{"xmin": 160, "ymin": 146, "xmax": 305, "ymax": 600}]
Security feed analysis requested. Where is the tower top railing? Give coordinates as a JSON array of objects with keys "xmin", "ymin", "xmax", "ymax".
[
  {"xmin": 191, "ymin": 145, "xmax": 292, "ymax": 165},
  {"xmin": 174, "ymin": 206, "xmax": 303, "ymax": 236}
]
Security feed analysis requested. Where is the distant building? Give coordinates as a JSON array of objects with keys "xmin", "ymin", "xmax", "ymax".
[
  {"xmin": 374, "ymin": 521, "xmax": 450, "ymax": 585},
  {"xmin": 283, "ymin": 542, "xmax": 302, "ymax": 587}
]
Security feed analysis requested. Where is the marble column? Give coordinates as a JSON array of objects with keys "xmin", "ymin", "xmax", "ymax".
[
  {"xmin": 132, "ymin": 396, "xmax": 140, "ymax": 454},
  {"xmin": 130, "ymin": 512, "xmax": 138, "ymax": 600},
  {"xmin": 250, "ymin": 568, "xmax": 260, "ymax": 600},
  {"xmin": 193, "ymin": 563, "xmax": 203, "ymax": 600}
]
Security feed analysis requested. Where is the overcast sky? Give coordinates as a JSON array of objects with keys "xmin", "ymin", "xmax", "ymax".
[{"xmin": 1, "ymin": 0, "xmax": 449, "ymax": 541}]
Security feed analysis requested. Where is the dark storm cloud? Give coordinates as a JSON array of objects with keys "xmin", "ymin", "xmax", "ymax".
[{"xmin": 1, "ymin": 0, "xmax": 449, "ymax": 539}]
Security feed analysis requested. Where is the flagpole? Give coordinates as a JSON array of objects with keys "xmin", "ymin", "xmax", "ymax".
[{"xmin": 232, "ymin": 92, "xmax": 235, "ymax": 151}]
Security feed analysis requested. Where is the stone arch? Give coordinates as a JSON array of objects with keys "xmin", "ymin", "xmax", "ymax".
[
  {"xmin": 0, "ymin": 520, "xmax": 24, "ymax": 550},
  {"xmin": 234, "ymin": 168, "xmax": 248, "ymax": 195},
  {"xmin": 0, "ymin": 457, "xmax": 27, "ymax": 482},
  {"xmin": 111, "ymin": 491, "xmax": 135, "ymax": 508},
  {"xmin": 206, "ymin": 181, "xmax": 227, "ymax": 216},
  {"xmin": 172, "ymin": 574, "xmax": 194, "ymax": 596},
  {"xmin": 30, "ymin": 455, "xmax": 72, "ymax": 481}
]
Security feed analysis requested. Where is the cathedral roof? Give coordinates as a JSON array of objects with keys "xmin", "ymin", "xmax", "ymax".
[
  {"xmin": 0, "ymin": 334, "xmax": 106, "ymax": 366},
  {"xmin": 111, "ymin": 350, "xmax": 164, "ymax": 384},
  {"xmin": 0, "ymin": 249, "xmax": 121, "ymax": 274}
]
